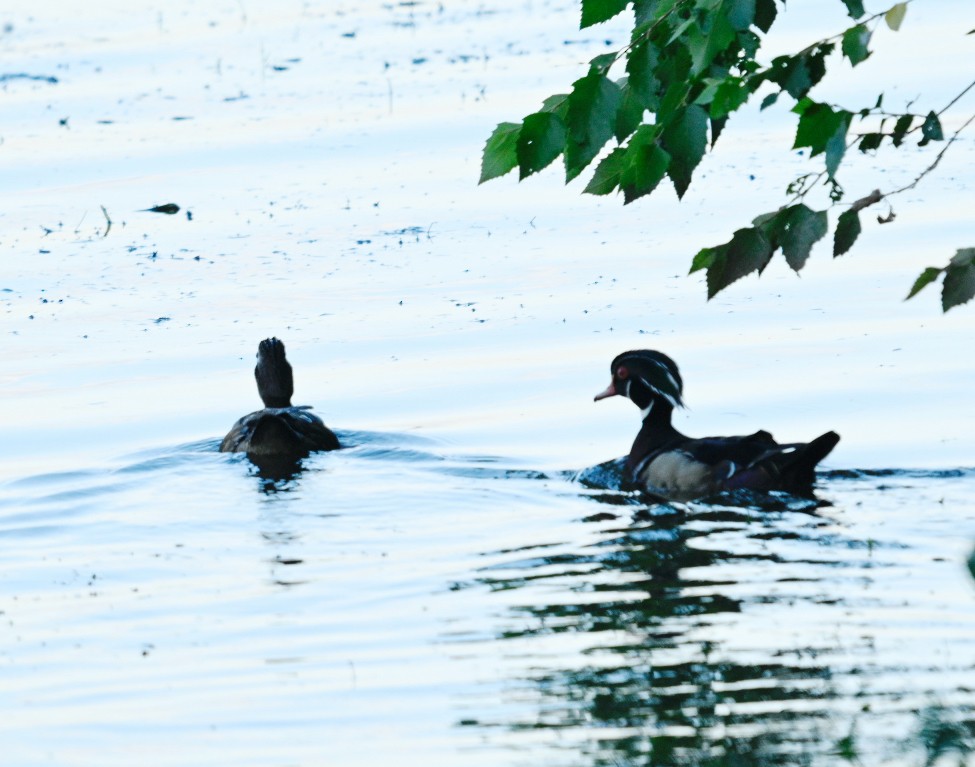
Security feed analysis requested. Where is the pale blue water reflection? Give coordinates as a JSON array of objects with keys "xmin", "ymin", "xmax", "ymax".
[{"xmin": 2, "ymin": 435, "xmax": 974, "ymax": 765}]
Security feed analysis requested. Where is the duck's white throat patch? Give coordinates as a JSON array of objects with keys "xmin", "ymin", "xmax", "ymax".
[{"xmin": 640, "ymin": 400, "xmax": 654, "ymax": 421}]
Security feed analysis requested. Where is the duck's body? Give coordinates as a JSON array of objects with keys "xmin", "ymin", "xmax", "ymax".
[
  {"xmin": 220, "ymin": 338, "xmax": 340, "ymax": 460},
  {"xmin": 596, "ymin": 350, "xmax": 838, "ymax": 500},
  {"xmin": 220, "ymin": 406, "xmax": 339, "ymax": 456}
]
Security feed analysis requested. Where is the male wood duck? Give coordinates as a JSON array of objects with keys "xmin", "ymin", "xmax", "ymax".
[
  {"xmin": 595, "ymin": 350, "xmax": 839, "ymax": 500},
  {"xmin": 220, "ymin": 338, "xmax": 340, "ymax": 460}
]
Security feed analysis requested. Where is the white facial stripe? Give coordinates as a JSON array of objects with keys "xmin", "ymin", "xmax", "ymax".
[
  {"xmin": 640, "ymin": 399, "xmax": 654, "ymax": 420},
  {"xmin": 662, "ymin": 368, "xmax": 680, "ymax": 398},
  {"xmin": 649, "ymin": 359, "xmax": 680, "ymax": 406},
  {"xmin": 635, "ymin": 373, "xmax": 678, "ymax": 408}
]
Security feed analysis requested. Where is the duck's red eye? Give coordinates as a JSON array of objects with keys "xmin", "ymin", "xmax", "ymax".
[{"xmin": 617, "ymin": 366, "xmax": 629, "ymax": 380}]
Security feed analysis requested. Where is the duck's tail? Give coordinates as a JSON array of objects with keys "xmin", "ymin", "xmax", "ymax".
[
  {"xmin": 772, "ymin": 431, "xmax": 840, "ymax": 492},
  {"xmin": 723, "ymin": 431, "xmax": 840, "ymax": 496}
]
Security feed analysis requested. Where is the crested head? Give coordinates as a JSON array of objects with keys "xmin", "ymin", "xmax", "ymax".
[
  {"xmin": 255, "ymin": 337, "xmax": 294, "ymax": 408},
  {"xmin": 596, "ymin": 349, "xmax": 684, "ymax": 411}
]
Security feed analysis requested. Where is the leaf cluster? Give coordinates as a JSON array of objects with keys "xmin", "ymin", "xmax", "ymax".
[
  {"xmin": 906, "ymin": 248, "xmax": 975, "ymax": 312},
  {"xmin": 480, "ymin": 0, "xmax": 974, "ymax": 311}
]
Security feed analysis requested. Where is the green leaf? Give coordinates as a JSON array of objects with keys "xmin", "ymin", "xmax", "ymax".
[
  {"xmin": 690, "ymin": 246, "xmax": 718, "ymax": 274},
  {"xmin": 762, "ymin": 43, "xmax": 831, "ymax": 98},
  {"xmin": 841, "ymin": 0, "xmax": 865, "ymax": 19},
  {"xmin": 661, "ymin": 104, "xmax": 708, "ymax": 199},
  {"xmin": 919, "ymin": 111, "xmax": 944, "ymax": 146},
  {"xmin": 589, "ymin": 52, "xmax": 618, "ymax": 76},
  {"xmin": 583, "ymin": 148, "xmax": 627, "ymax": 195},
  {"xmin": 727, "ymin": 0, "xmax": 756, "ymax": 31},
  {"xmin": 768, "ymin": 54, "xmax": 811, "ymax": 100},
  {"xmin": 705, "ymin": 227, "xmax": 774, "ymax": 298},
  {"xmin": 615, "ymin": 80, "xmax": 647, "ymax": 142},
  {"xmin": 581, "ymin": 0, "xmax": 628, "ymax": 28},
  {"xmin": 842, "ymin": 24, "xmax": 872, "ymax": 66},
  {"xmin": 625, "ymin": 39, "xmax": 660, "ymax": 110},
  {"xmin": 760, "ymin": 91, "xmax": 779, "ymax": 110},
  {"xmin": 667, "ymin": 15, "xmax": 697, "ymax": 46},
  {"xmin": 686, "ymin": 13, "xmax": 736, "ymax": 75},
  {"xmin": 754, "ymin": 0, "xmax": 777, "ymax": 33},
  {"xmin": 694, "ymin": 79, "xmax": 720, "ymax": 108},
  {"xmin": 541, "ymin": 94, "xmax": 570, "ymax": 119},
  {"xmin": 619, "ymin": 127, "xmax": 671, "ymax": 204},
  {"xmin": 833, "ymin": 209, "xmax": 861, "ymax": 257},
  {"xmin": 824, "ymin": 119, "xmax": 849, "ymax": 178},
  {"xmin": 885, "ymin": 2, "xmax": 907, "ymax": 31},
  {"xmin": 632, "ymin": 0, "xmax": 670, "ymax": 26},
  {"xmin": 772, "ymin": 205, "xmax": 828, "ymax": 271},
  {"xmin": 654, "ymin": 41, "xmax": 692, "ymax": 114},
  {"xmin": 942, "ymin": 248, "xmax": 975, "ymax": 311},
  {"xmin": 949, "ymin": 247, "xmax": 975, "ymax": 268},
  {"xmin": 710, "ymin": 114, "xmax": 728, "ymax": 147},
  {"xmin": 565, "ymin": 72, "xmax": 623, "ymax": 181},
  {"xmin": 710, "ymin": 77, "xmax": 750, "ymax": 119},
  {"xmin": 752, "ymin": 204, "xmax": 827, "ymax": 271},
  {"xmin": 891, "ymin": 114, "xmax": 913, "ymax": 147},
  {"xmin": 516, "ymin": 112, "xmax": 567, "ymax": 179},
  {"xmin": 793, "ymin": 102, "xmax": 851, "ymax": 177},
  {"xmin": 791, "ymin": 98, "xmax": 829, "ymax": 139},
  {"xmin": 658, "ymin": 75, "xmax": 692, "ymax": 121},
  {"xmin": 905, "ymin": 267, "xmax": 943, "ymax": 300},
  {"xmin": 751, "ymin": 209, "xmax": 778, "ymax": 229},
  {"xmin": 479, "ymin": 122, "xmax": 521, "ymax": 184},
  {"xmin": 858, "ymin": 132, "xmax": 883, "ymax": 152},
  {"xmin": 805, "ymin": 43, "xmax": 833, "ymax": 89},
  {"xmin": 739, "ymin": 29, "xmax": 761, "ymax": 58}
]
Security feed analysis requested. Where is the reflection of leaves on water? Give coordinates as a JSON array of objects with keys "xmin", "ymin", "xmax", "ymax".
[
  {"xmin": 472, "ymin": 509, "xmax": 833, "ymax": 762},
  {"xmin": 918, "ymin": 705, "xmax": 974, "ymax": 766},
  {"xmin": 463, "ymin": 468, "xmax": 975, "ymax": 766},
  {"xmin": 487, "ymin": 528, "xmax": 744, "ymax": 640}
]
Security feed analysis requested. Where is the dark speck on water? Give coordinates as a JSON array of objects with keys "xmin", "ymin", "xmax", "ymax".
[{"xmin": 143, "ymin": 203, "xmax": 180, "ymax": 215}]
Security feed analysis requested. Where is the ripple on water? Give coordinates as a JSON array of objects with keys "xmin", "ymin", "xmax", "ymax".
[{"xmin": 1, "ymin": 431, "xmax": 974, "ymax": 766}]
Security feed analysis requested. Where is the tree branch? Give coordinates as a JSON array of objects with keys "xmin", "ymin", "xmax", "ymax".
[{"xmin": 885, "ymin": 110, "xmax": 975, "ymax": 198}]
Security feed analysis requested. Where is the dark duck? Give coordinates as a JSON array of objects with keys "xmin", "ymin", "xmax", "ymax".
[
  {"xmin": 595, "ymin": 350, "xmax": 839, "ymax": 500},
  {"xmin": 220, "ymin": 338, "xmax": 340, "ymax": 462}
]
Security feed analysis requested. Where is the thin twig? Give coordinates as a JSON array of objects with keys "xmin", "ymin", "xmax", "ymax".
[
  {"xmin": 833, "ymin": 110, "xmax": 975, "ymax": 218},
  {"xmin": 848, "ymin": 189, "xmax": 883, "ymax": 213},
  {"xmin": 937, "ymin": 78, "xmax": 975, "ymax": 117},
  {"xmin": 884, "ymin": 110, "xmax": 975, "ymax": 198}
]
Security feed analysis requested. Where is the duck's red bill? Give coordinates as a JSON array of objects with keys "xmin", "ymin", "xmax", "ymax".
[{"xmin": 594, "ymin": 381, "xmax": 618, "ymax": 402}]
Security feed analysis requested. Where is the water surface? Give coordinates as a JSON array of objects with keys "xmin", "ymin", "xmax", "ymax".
[{"xmin": 1, "ymin": 1, "xmax": 973, "ymax": 764}]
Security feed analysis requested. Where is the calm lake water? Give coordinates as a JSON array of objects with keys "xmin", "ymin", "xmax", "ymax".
[{"xmin": 1, "ymin": 1, "xmax": 973, "ymax": 765}]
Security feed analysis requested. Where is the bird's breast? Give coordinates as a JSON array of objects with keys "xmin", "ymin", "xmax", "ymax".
[{"xmin": 637, "ymin": 450, "xmax": 716, "ymax": 499}]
